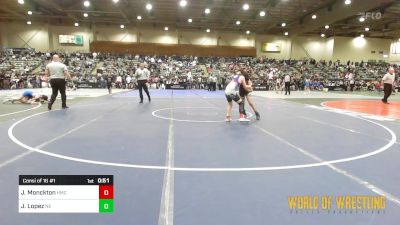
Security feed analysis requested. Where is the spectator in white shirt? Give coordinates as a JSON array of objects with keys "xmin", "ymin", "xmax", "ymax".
[
  {"xmin": 348, "ymin": 72, "xmax": 355, "ymax": 92},
  {"xmin": 284, "ymin": 74, "xmax": 291, "ymax": 95},
  {"xmin": 126, "ymin": 75, "xmax": 132, "ymax": 89}
]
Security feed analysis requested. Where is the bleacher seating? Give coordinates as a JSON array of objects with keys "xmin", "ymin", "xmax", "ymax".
[{"xmin": 0, "ymin": 51, "xmax": 398, "ymax": 92}]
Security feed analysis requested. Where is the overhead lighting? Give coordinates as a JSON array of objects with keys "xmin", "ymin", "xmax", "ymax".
[
  {"xmin": 242, "ymin": 3, "xmax": 249, "ymax": 10},
  {"xmin": 312, "ymin": 14, "xmax": 317, "ymax": 19},
  {"xmin": 344, "ymin": 0, "xmax": 351, "ymax": 5},
  {"xmin": 205, "ymin": 8, "xmax": 210, "ymax": 14},
  {"xmin": 365, "ymin": 27, "xmax": 370, "ymax": 31},
  {"xmin": 83, "ymin": 13, "xmax": 88, "ymax": 17},
  {"xmin": 18, "ymin": 0, "xmax": 24, "ymax": 4},
  {"xmin": 120, "ymin": 24, "xmax": 125, "ymax": 29},
  {"xmin": 246, "ymin": 30, "xmax": 250, "ymax": 35},
  {"xmin": 112, "ymin": 0, "xmax": 119, "ymax": 3},
  {"xmin": 27, "ymin": 11, "xmax": 32, "ymax": 15},
  {"xmin": 164, "ymin": 26, "xmax": 169, "ymax": 31},
  {"xmin": 83, "ymin": 1, "xmax": 90, "ymax": 7},
  {"xmin": 26, "ymin": 21, "xmax": 31, "ymax": 25},
  {"xmin": 259, "ymin": 11, "xmax": 266, "ymax": 17},
  {"xmin": 206, "ymin": 28, "xmax": 210, "ymax": 33},
  {"xmin": 383, "ymin": 54, "xmax": 388, "ymax": 58},
  {"xmin": 325, "ymin": 25, "xmax": 329, "ymax": 29},
  {"xmin": 284, "ymin": 31, "xmax": 288, "ymax": 36},
  {"xmin": 74, "ymin": 22, "xmax": 79, "ymax": 27},
  {"xmin": 236, "ymin": 20, "xmax": 241, "ymax": 25},
  {"xmin": 137, "ymin": 15, "xmax": 142, "ymax": 20},
  {"xmin": 360, "ymin": 34, "xmax": 365, "ymax": 38},
  {"xmin": 321, "ymin": 33, "xmax": 325, "ymax": 37},
  {"xmin": 179, "ymin": 0, "xmax": 187, "ymax": 7},
  {"xmin": 281, "ymin": 22, "xmax": 286, "ymax": 27},
  {"xmin": 188, "ymin": 18, "xmax": 192, "ymax": 23},
  {"xmin": 146, "ymin": 3, "xmax": 152, "ymax": 11},
  {"xmin": 359, "ymin": 17, "xmax": 365, "ymax": 22}
]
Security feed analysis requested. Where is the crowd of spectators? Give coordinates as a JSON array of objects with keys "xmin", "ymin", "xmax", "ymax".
[
  {"xmin": 0, "ymin": 49, "xmax": 398, "ymax": 92},
  {"xmin": 294, "ymin": 58, "xmax": 399, "ymax": 92},
  {"xmin": 0, "ymin": 51, "xmax": 42, "ymax": 89}
]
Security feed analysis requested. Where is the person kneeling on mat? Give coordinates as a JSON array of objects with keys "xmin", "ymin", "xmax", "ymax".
[{"xmin": 225, "ymin": 69, "xmax": 253, "ymax": 122}]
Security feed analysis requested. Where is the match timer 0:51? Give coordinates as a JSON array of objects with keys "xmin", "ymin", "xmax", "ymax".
[{"xmin": 19, "ymin": 175, "xmax": 114, "ymax": 213}]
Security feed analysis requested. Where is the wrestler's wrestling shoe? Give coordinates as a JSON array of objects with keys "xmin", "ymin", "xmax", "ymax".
[{"xmin": 239, "ymin": 114, "xmax": 250, "ymax": 122}]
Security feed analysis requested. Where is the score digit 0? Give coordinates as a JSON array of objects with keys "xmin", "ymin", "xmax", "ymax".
[{"xmin": 99, "ymin": 185, "xmax": 113, "ymax": 199}]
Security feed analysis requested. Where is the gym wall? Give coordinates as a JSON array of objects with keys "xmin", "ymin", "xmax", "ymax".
[{"xmin": 0, "ymin": 21, "xmax": 398, "ymax": 63}]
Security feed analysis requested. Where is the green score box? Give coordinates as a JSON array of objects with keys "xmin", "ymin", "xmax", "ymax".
[{"xmin": 99, "ymin": 199, "xmax": 114, "ymax": 213}]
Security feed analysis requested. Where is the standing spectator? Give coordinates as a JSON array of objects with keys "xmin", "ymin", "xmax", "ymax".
[
  {"xmin": 45, "ymin": 54, "xmax": 71, "ymax": 110},
  {"xmin": 116, "ymin": 75, "xmax": 122, "ymax": 88},
  {"xmin": 0, "ymin": 72, "xmax": 4, "ymax": 89},
  {"xmin": 126, "ymin": 75, "xmax": 132, "ymax": 89},
  {"xmin": 382, "ymin": 67, "xmax": 396, "ymax": 104},
  {"xmin": 36, "ymin": 75, "xmax": 42, "ymax": 88},
  {"xmin": 187, "ymin": 70, "xmax": 192, "ymax": 89},
  {"xmin": 212, "ymin": 76, "xmax": 218, "ymax": 91},
  {"xmin": 284, "ymin": 74, "xmax": 291, "ymax": 95},
  {"xmin": 106, "ymin": 74, "xmax": 113, "ymax": 94},
  {"xmin": 393, "ymin": 79, "xmax": 398, "ymax": 94},
  {"xmin": 348, "ymin": 71, "xmax": 355, "ymax": 92},
  {"xmin": 304, "ymin": 78, "xmax": 311, "ymax": 94},
  {"xmin": 207, "ymin": 76, "xmax": 213, "ymax": 91}
]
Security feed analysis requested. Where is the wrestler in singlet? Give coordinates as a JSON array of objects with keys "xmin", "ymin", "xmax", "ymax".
[{"xmin": 225, "ymin": 74, "xmax": 242, "ymax": 103}]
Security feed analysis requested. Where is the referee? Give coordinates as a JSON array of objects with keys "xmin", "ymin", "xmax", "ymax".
[
  {"xmin": 135, "ymin": 63, "xmax": 151, "ymax": 103},
  {"xmin": 45, "ymin": 54, "xmax": 71, "ymax": 110},
  {"xmin": 382, "ymin": 67, "xmax": 396, "ymax": 104}
]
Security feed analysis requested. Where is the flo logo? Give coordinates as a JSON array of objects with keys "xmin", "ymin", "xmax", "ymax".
[{"xmin": 358, "ymin": 12, "xmax": 383, "ymax": 20}]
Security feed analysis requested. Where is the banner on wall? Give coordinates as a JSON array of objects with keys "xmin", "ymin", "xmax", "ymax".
[
  {"xmin": 253, "ymin": 85, "xmax": 268, "ymax": 91},
  {"xmin": 59, "ymin": 35, "xmax": 84, "ymax": 45},
  {"xmin": 165, "ymin": 83, "xmax": 187, "ymax": 89},
  {"xmin": 76, "ymin": 81, "xmax": 99, "ymax": 88},
  {"xmin": 262, "ymin": 43, "xmax": 281, "ymax": 53}
]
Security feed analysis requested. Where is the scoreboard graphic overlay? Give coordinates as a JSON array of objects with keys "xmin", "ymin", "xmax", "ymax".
[{"xmin": 18, "ymin": 175, "xmax": 114, "ymax": 213}]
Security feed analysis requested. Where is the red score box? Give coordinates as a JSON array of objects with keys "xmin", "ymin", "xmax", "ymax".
[{"xmin": 99, "ymin": 185, "xmax": 114, "ymax": 199}]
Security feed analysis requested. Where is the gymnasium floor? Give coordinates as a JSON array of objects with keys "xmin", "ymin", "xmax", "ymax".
[{"xmin": 0, "ymin": 88, "xmax": 400, "ymax": 225}]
